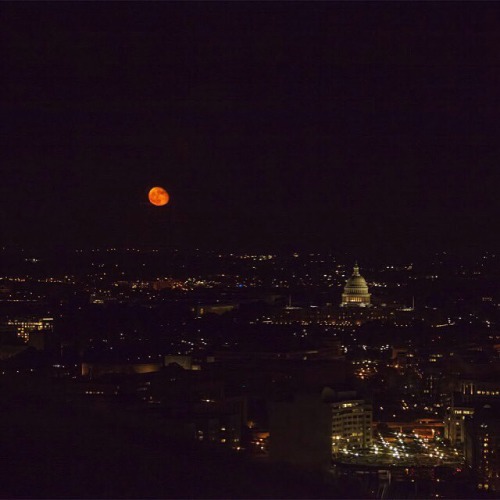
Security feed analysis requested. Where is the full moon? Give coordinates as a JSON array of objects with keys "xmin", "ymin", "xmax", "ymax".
[{"xmin": 148, "ymin": 186, "xmax": 170, "ymax": 206}]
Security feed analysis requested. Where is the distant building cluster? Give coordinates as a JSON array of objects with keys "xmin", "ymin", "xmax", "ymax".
[{"xmin": 1, "ymin": 247, "xmax": 500, "ymax": 497}]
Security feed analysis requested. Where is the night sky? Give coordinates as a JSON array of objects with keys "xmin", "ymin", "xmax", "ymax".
[{"xmin": 2, "ymin": 3, "xmax": 500, "ymax": 256}]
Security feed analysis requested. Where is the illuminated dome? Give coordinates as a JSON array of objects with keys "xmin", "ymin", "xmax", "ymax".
[{"xmin": 341, "ymin": 263, "xmax": 371, "ymax": 307}]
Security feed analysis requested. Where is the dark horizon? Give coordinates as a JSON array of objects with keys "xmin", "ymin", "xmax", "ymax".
[{"xmin": 2, "ymin": 3, "xmax": 500, "ymax": 256}]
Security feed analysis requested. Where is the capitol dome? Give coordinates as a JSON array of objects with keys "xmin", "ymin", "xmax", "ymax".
[{"xmin": 341, "ymin": 263, "xmax": 371, "ymax": 307}]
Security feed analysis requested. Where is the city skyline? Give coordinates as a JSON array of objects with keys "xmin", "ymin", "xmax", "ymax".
[
  {"xmin": 1, "ymin": 232, "xmax": 499, "ymax": 497},
  {"xmin": 3, "ymin": 4, "xmax": 500, "ymax": 497}
]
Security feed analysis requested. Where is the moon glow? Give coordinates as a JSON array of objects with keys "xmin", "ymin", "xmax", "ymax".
[{"xmin": 148, "ymin": 186, "xmax": 170, "ymax": 206}]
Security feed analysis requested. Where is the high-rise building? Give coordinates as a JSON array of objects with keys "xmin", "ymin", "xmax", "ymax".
[
  {"xmin": 341, "ymin": 263, "xmax": 371, "ymax": 307},
  {"xmin": 446, "ymin": 378, "xmax": 500, "ymax": 447},
  {"xmin": 445, "ymin": 405, "xmax": 475, "ymax": 446},
  {"xmin": 268, "ymin": 388, "xmax": 372, "ymax": 467},
  {"xmin": 329, "ymin": 395, "xmax": 373, "ymax": 454},
  {"xmin": 465, "ymin": 404, "xmax": 500, "ymax": 492}
]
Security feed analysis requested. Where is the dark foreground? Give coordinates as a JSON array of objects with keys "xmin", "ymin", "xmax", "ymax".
[{"xmin": 0, "ymin": 373, "xmax": 362, "ymax": 499}]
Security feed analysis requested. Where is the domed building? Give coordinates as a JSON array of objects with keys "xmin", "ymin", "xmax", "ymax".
[{"xmin": 341, "ymin": 263, "xmax": 371, "ymax": 307}]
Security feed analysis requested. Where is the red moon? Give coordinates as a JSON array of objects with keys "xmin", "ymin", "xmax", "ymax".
[{"xmin": 148, "ymin": 186, "xmax": 170, "ymax": 206}]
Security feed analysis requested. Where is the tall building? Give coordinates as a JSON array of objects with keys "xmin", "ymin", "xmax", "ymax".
[
  {"xmin": 445, "ymin": 405, "xmax": 475, "ymax": 446},
  {"xmin": 329, "ymin": 394, "xmax": 373, "ymax": 454},
  {"xmin": 465, "ymin": 404, "xmax": 500, "ymax": 492},
  {"xmin": 446, "ymin": 377, "xmax": 500, "ymax": 447},
  {"xmin": 268, "ymin": 387, "xmax": 373, "ymax": 467},
  {"xmin": 341, "ymin": 263, "xmax": 371, "ymax": 307}
]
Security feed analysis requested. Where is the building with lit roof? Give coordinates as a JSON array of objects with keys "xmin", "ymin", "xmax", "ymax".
[{"xmin": 341, "ymin": 263, "xmax": 371, "ymax": 307}]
